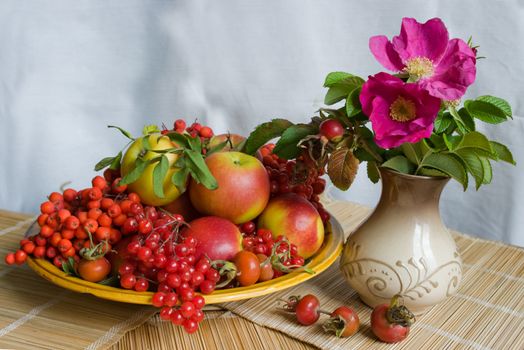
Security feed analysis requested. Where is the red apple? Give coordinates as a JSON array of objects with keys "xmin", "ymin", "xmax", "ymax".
[
  {"xmin": 182, "ymin": 216, "xmax": 243, "ymax": 261},
  {"xmin": 208, "ymin": 133, "xmax": 246, "ymax": 152},
  {"xmin": 189, "ymin": 151, "xmax": 270, "ymax": 224},
  {"xmin": 257, "ymin": 193, "xmax": 324, "ymax": 259},
  {"xmin": 162, "ymin": 192, "xmax": 199, "ymax": 222}
]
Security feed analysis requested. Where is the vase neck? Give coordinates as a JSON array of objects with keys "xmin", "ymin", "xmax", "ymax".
[{"xmin": 377, "ymin": 168, "xmax": 450, "ymax": 209}]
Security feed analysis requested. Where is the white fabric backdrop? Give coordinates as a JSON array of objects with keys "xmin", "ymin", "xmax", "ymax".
[{"xmin": 0, "ymin": 0, "xmax": 522, "ymax": 245}]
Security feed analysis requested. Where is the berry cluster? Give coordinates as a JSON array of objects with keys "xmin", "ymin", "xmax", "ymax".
[
  {"xmin": 4, "ymin": 172, "xmax": 140, "ymax": 269},
  {"xmin": 118, "ymin": 209, "xmax": 219, "ymax": 333},
  {"xmin": 240, "ymin": 223, "xmax": 305, "ymax": 279},
  {"xmin": 162, "ymin": 119, "xmax": 214, "ymax": 140},
  {"xmin": 259, "ymin": 144, "xmax": 330, "ymax": 223}
]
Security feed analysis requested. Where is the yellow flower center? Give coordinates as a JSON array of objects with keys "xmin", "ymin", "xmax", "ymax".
[
  {"xmin": 405, "ymin": 57, "xmax": 434, "ymax": 80},
  {"xmin": 390, "ymin": 96, "xmax": 417, "ymax": 122}
]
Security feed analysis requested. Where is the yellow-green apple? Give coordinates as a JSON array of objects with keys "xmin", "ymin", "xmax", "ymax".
[
  {"xmin": 257, "ymin": 193, "xmax": 324, "ymax": 259},
  {"xmin": 121, "ymin": 133, "xmax": 181, "ymax": 206},
  {"xmin": 162, "ymin": 192, "xmax": 200, "ymax": 222},
  {"xmin": 208, "ymin": 133, "xmax": 246, "ymax": 152},
  {"xmin": 182, "ymin": 216, "xmax": 243, "ymax": 261},
  {"xmin": 189, "ymin": 151, "xmax": 270, "ymax": 224}
]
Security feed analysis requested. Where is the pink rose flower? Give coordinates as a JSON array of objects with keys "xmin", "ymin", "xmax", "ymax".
[
  {"xmin": 369, "ymin": 17, "xmax": 476, "ymax": 100},
  {"xmin": 360, "ymin": 72, "xmax": 441, "ymax": 149}
]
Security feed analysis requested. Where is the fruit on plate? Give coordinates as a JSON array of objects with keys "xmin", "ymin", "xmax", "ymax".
[
  {"xmin": 182, "ymin": 216, "xmax": 243, "ymax": 261},
  {"xmin": 188, "ymin": 151, "xmax": 270, "ymax": 224},
  {"xmin": 121, "ymin": 133, "xmax": 181, "ymax": 206},
  {"xmin": 257, "ymin": 193, "xmax": 324, "ymax": 259},
  {"xmin": 208, "ymin": 133, "xmax": 246, "ymax": 151}
]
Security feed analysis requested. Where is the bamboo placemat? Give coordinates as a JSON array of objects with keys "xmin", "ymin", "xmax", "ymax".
[{"xmin": 1, "ymin": 202, "xmax": 524, "ymax": 350}]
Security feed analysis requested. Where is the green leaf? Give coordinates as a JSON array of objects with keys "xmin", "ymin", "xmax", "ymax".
[
  {"xmin": 167, "ymin": 132, "xmax": 190, "ymax": 148},
  {"xmin": 382, "ymin": 155, "xmax": 416, "ymax": 174},
  {"xmin": 455, "ymin": 149, "xmax": 484, "ymax": 190},
  {"xmin": 428, "ymin": 134, "xmax": 448, "ymax": 152},
  {"xmin": 207, "ymin": 140, "xmax": 229, "ymax": 156},
  {"xmin": 97, "ymin": 275, "xmax": 120, "ymax": 287},
  {"xmin": 434, "ymin": 112, "xmax": 454, "ymax": 134},
  {"xmin": 354, "ymin": 148, "xmax": 376, "ymax": 162},
  {"xmin": 449, "ymin": 107, "xmax": 469, "ymax": 133},
  {"xmin": 184, "ymin": 149, "xmax": 218, "ymax": 190},
  {"xmin": 243, "ymin": 119, "xmax": 294, "ymax": 155},
  {"xmin": 142, "ymin": 135, "xmax": 152, "ymax": 151},
  {"xmin": 119, "ymin": 158, "xmax": 150, "ymax": 185},
  {"xmin": 479, "ymin": 156, "xmax": 493, "ymax": 184},
  {"xmin": 142, "ymin": 124, "xmax": 160, "ymax": 135},
  {"xmin": 489, "ymin": 141, "xmax": 516, "ymax": 165},
  {"xmin": 345, "ymin": 87, "xmax": 362, "ymax": 117},
  {"xmin": 465, "ymin": 100, "xmax": 507, "ymax": 124},
  {"xmin": 323, "ymin": 72, "xmax": 353, "ymax": 87},
  {"xmin": 418, "ymin": 168, "xmax": 448, "ymax": 177},
  {"xmin": 152, "ymin": 155, "xmax": 169, "ymax": 198},
  {"xmin": 110, "ymin": 151, "xmax": 122, "ymax": 170},
  {"xmin": 324, "ymin": 86, "xmax": 350, "ymax": 105},
  {"xmin": 273, "ymin": 124, "xmax": 317, "ymax": 159},
  {"xmin": 108, "ymin": 125, "xmax": 134, "ymax": 140},
  {"xmin": 458, "ymin": 108, "xmax": 476, "ymax": 132},
  {"xmin": 61, "ymin": 257, "xmax": 78, "ymax": 276},
  {"xmin": 367, "ymin": 161, "xmax": 380, "ymax": 183},
  {"xmin": 171, "ymin": 167, "xmax": 190, "ymax": 193},
  {"xmin": 94, "ymin": 156, "xmax": 117, "ymax": 171},
  {"xmin": 187, "ymin": 134, "xmax": 202, "ymax": 152},
  {"xmin": 401, "ymin": 142, "xmax": 425, "ymax": 165},
  {"xmin": 419, "ymin": 153, "xmax": 468, "ymax": 190},
  {"xmin": 477, "ymin": 95, "xmax": 512, "ymax": 117},
  {"xmin": 454, "ymin": 132, "xmax": 493, "ymax": 153}
]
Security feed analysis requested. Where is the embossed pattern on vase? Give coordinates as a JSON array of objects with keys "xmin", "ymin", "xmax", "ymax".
[{"xmin": 340, "ymin": 168, "xmax": 462, "ymax": 314}]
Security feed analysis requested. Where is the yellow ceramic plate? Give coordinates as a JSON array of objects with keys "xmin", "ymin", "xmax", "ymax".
[{"xmin": 26, "ymin": 217, "xmax": 343, "ymax": 305}]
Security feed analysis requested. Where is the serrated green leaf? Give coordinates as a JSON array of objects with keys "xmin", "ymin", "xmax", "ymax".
[
  {"xmin": 184, "ymin": 149, "xmax": 218, "ymax": 190},
  {"xmin": 323, "ymin": 72, "xmax": 353, "ymax": 87},
  {"xmin": 273, "ymin": 124, "xmax": 317, "ymax": 159},
  {"xmin": 477, "ymin": 95, "xmax": 512, "ymax": 117},
  {"xmin": 110, "ymin": 151, "xmax": 122, "ymax": 170},
  {"xmin": 419, "ymin": 153, "xmax": 468, "ymax": 190},
  {"xmin": 367, "ymin": 161, "xmax": 380, "ymax": 183},
  {"xmin": 489, "ymin": 141, "xmax": 516, "ymax": 165},
  {"xmin": 454, "ymin": 132, "xmax": 493, "ymax": 153},
  {"xmin": 108, "ymin": 125, "xmax": 134, "ymax": 140},
  {"xmin": 458, "ymin": 108, "xmax": 475, "ymax": 131},
  {"xmin": 325, "ymin": 86, "xmax": 350, "ymax": 105},
  {"xmin": 345, "ymin": 87, "xmax": 362, "ymax": 117},
  {"xmin": 152, "ymin": 155, "xmax": 169, "ymax": 198},
  {"xmin": 401, "ymin": 143, "xmax": 423, "ymax": 165},
  {"xmin": 449, "ymin": 107, "xmax": 469, "ymax": 133},
  {"xmin": 434, "ymin": 112, "xmax": 454, "ymax": 133},
  {"xmin": 243, "ymin": 119, "xmax": 294, "ymax": 155},
  {"xmin": 477, "ymin": 156, "xmax": 492, "ymax": 184},
  {"xmin": 381, "ymin": 155, "xmax": 416, "ymax": 174},
  {"xmin": 465, "ymin": 100, "xmax": 507, "ymax": 124},
  {"xmin": 455, "ymin": 149, "xmax": 484, "ymax": 190},
  {"xmin": 418, "ymin": 168, "xmax": 448, "ymax": 177},
  {"xmin": 171, "ymin": 167, "xmax": 190, "ymax": 193},
  {"xmin": 207, "ymin": 140, "xmax": 229, "ymax": 155},
  {"xmin": 119, "ymin": 158, "xmax": 150, "ymax": 185},
  {"xmin": 142, "ymin": 124, "xmax": 160, "ymax": 135},
  {"xmin": 94, "ymin": 156, "xmax": 117, "ymax": 171}
]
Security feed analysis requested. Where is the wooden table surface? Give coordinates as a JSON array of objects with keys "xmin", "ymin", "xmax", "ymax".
[{"xmin": 1, "ymin": 201, "xmax": 524, "ymax": 350}]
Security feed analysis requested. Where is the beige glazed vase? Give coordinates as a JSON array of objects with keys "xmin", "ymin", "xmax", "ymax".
[{"xmin": 340, "ymin": 167, "xmax": 462, "ymax": 315}]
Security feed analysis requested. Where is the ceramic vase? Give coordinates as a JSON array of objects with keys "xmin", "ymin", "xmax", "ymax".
[{"xmin": 340, "ymin": 167, "xmax": 462, "ymax": 314}]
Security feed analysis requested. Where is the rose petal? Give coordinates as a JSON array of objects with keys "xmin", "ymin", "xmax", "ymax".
[
  {"xmin": 369, "ymin": 35, "xmax": 405, "ymax": 71},
  {"xmin": 392, "ymin": 17, "xmax": 449, "ymax": 63}
]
